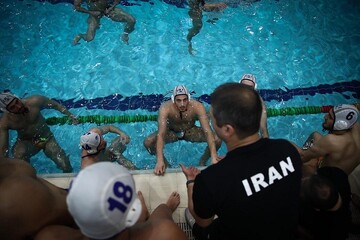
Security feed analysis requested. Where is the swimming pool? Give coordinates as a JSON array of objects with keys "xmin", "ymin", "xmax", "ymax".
[{"xmin": 1, "ymin": 0, "xmax": 359, "ymax": 173}]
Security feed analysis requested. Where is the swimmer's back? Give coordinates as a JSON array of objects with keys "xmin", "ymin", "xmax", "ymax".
[
  {"xmin": 322, "ymin": 123, "xmax": 360, "ymax": 174},
  {"xmin": 0, "ymin": 159, "xmax": 74, "ymax": 239}
]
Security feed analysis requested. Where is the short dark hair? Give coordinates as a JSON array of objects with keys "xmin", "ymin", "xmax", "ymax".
[
  {"xmin": 301, "ymin": 174, "xmax": 339, "ymax": 211},
  {"xmin": 210, "ymin": 83, "xmax": 262, "ymax": 138}
]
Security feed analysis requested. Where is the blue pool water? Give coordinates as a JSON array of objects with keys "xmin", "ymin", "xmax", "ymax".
[{"xmin": 1, "ymin": 0, "xmax": 359, "ymax": 173}]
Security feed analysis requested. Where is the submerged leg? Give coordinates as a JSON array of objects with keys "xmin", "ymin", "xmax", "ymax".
[
  {"xmin": 115, "ymin": 155, "xmax": 138, "ymax": 170},
  {"xmin": 73, "ymin": 15, "xmax": 100, "ymax": 45},
  {"xmin": 199, "ymin": 136, "xmax": 221, "ymax": 166},
  {"xmin": 108, "ymin": 136, "xmax": 138, "ymax": 170},
  {"xmin": 143, "ymin": 133, "xmax": 174, "ymax": 169},
  {"xmin": 143, "ymin": 132, "xmax": 157, "ymax": 155},
  {"xmin": 107, "ymin": 8, "xmax": 136, "ymax": 44},
  {"xmin": 12, "ymin": 139, "xmax": 40, "ymax": 162},
  {"xmin": 43, "ymin": 137, "xmax": 73, "ymax": 173},
  {"xmin": 187, "ymin": 10, "xmax": 203, "ymax": 54}
]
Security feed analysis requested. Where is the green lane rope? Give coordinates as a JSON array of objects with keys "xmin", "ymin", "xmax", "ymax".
[
  {"xmin": 46, "ymin": 114, "xmax": 158, "ymax": 125},
  {"xmin": 46, "ymin": 103, "xmax": 360, "ymax": 125}
]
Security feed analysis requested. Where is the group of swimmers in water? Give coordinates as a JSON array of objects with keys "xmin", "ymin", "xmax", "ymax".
[
  {"xmin": 0, "ymin": 74, "xmax": 264, "ymax": 174},
  {"xmin": 1, "ymin": 77, "xmax": 359, "ymax": 239},
  {"xmin": 72, "ymin": 0, "xmax": 228, "ymax": 54}
]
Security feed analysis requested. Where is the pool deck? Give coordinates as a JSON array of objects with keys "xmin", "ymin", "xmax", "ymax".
[
  {"xmin": 42, "ymin": 168, "xmax": 195, "ymax": 238},
  {"xmin": 42, "ymin": 168, "xmax": 189, "ymax": 222},
  {"xmin": 42, "ymin": 165, "xmax": 360, "ymax": 240}
]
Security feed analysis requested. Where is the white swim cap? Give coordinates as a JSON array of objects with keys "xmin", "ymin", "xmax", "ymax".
[
  {"xmin": 171, "ymin": 85, "xmax": 191, "ymax": 103},
  {"xmin": 80, "ymin": 131, "xmax": 101, "ymax": 154},
  {"xmin": 332, "ymin": 104, "xmax": 359, "ymax": 131},
  {"xmin": 0, "ymin": 93, "xmax": 17, "ymax": 112},
  {"xmin": 239, "ymin": 74, "xmax": 257, "ymax": 89},
  {"xmin": 67, "ymin": 162, "xmax": 142, "ymax": 239}
]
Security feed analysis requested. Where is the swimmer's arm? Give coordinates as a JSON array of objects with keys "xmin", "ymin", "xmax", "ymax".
[
  {"xmin": 36, "ymin": 96, "xmax": 78, "ymax": 124},
  {"xmin": 99, "ymin": 125, "xmax": 130, "ymax": 144},
  {"xmin": 260, "ymin": 99, "xmax": 269, "ymax": 138},
  {"xmin": 0, "ymin": 125, "xmax": 9, "ymax": 159},
  {"xmin": 197, "ymin": 103, "xmax": 218, "ymax": 163},
  {"xmin": 180, "ymin": 165, "xmax": 214, "ymax": 228},
  {"xmin": 300, "ymin": 136, "xmax": 330, "ymax": 163},
  {"xmin": 156, "ymin": 105, "xmax": 169, "ymax": 166}
]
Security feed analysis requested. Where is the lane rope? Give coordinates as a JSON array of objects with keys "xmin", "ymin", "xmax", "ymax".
[{"xmin": 46, "ymin": 103, "xmax": 360, "ymax": 125}]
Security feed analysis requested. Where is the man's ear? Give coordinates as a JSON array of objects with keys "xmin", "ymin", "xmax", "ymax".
[{"xmin": 222, "ymin": 124, "xmax": 235, "ymax": 137}]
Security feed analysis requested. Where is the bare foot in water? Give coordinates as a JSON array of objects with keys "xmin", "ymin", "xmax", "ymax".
[
  {"xmin": 188, "ymin": 41, "xmax": 195, "ymax": 56},
  {"xmin": 166, "ymin": 191, "xmax": 180, "ymax": 212},
  {"xmin": 72, "ymin": 35, "xmax": 81, "ymax": 45},
  {"xmin": 121, "ymin": 33, "xmax": 129, "ymax": 45},
  {"xmin": 137, "ymin": 191, "xmax": 150, "ymax": 222}
]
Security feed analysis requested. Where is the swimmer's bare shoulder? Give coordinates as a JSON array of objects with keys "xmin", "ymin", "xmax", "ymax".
[
  {"xmin": 159, "ymin": 100, "xmax": 173, "ymax": 116},
  {"xmin": 0, "ymin": 159, "xmax": 36, "ymax": 178},
  {"xmin": 191, "ymin": 99, "xmax": 207, "ymax": 115},
  {"xmin": 24, "ymin": 95, "xmax": 49, "ymax": 107},
  {"xmin": 0, "ymin": 113, "xmax": 9, "ymax": 127}
]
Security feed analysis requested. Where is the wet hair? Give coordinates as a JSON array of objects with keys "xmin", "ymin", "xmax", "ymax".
[
  {"xmin": 301, "ymin": 174, "xmax": 339, "ymax": 211},
  {"xmin": 210, "ymin": 83, "xmax": 262, "ymax": 138}
]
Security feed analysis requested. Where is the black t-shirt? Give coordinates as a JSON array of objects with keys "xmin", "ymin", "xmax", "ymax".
[
  {"xmin": 193, "ymin": 138, "xmax": 302, "ymax": 240},
  {"xmin": 298, "ymin": 167, "xmax": 352, "ymax": 240}
]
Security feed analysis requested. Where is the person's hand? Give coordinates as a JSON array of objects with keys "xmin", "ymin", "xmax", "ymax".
[
  {"xmin": 105, "ymin": 8, "xmax": 114, "ymax": 16},
  {"xmin": 154, "ymin": 161, "xmax": 166, "ymax": 176},
  {"xmin": 120, "ymin": 133, "xmax": 130, "ymax": 144},
  {"xmin": 179, "ymin": 164, "xmax": 200, "ymax": 181},
  {"xmin": 212, "ymin": 155, "xmax": 224, "ymax": 164}
]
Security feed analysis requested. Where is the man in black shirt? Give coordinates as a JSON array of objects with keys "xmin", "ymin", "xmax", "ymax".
[{"xmin": 180, "ymin": 83, "xmax": 302, "ymax": 240}]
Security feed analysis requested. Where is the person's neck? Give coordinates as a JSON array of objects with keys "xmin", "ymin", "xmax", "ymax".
[
  {"xmin": 81, "ymin": 150, "xmax": 102, "ymax": 168},
  {"xmin": 9, "ymin": 110, "xmax": 28, "ymax": 118},
  {"xmin": 329, "ymin": 129, "xmax": 349, "ymax": 135},
  {"xmin": 226, "ymin": 133, "xmax": 260, "ymax": 152},
  {"xmin": 81, "ymin": 157, "xmax": 98, "ymax": 169}
]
